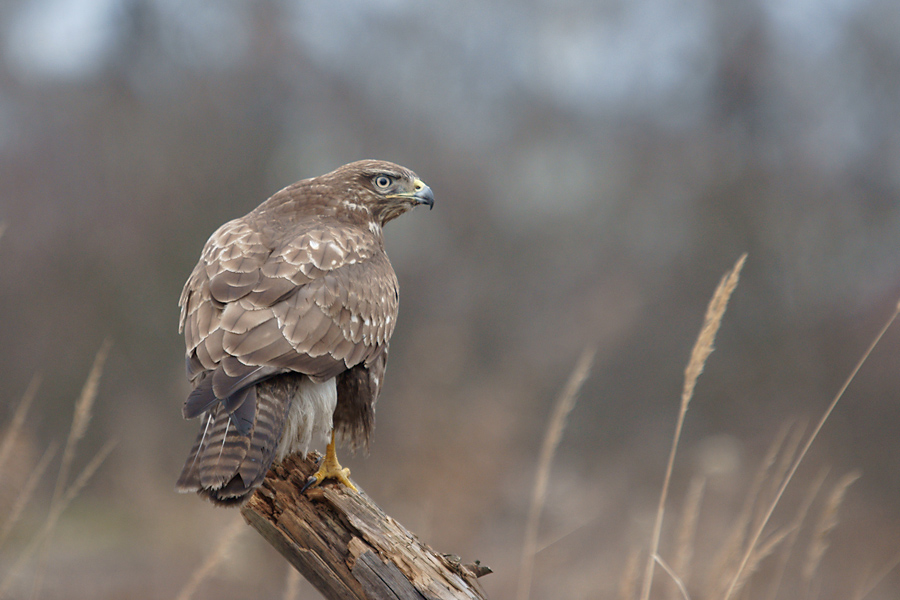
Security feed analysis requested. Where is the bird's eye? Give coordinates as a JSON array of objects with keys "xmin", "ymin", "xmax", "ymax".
[{"xmin": 373, "ymin": 175, "xmax": 392, "ymax": 189}]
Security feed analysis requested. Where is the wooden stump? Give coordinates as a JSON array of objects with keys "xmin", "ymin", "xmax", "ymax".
[{"xmin": 240, "ymin": 453, "xmax": 492, "ymax": 600}]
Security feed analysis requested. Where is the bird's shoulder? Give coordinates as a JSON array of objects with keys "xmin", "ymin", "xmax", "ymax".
[
  {"xmin": 179, "ymin": 208, "xmax": 397, "ymax": 335},
  {"xmin": 180, "ymin": 212, "xmax": 398, "ymax": 381},
  {"xmin": 185, "ymin": 209, "xmax": 382, "ymax": 293}
]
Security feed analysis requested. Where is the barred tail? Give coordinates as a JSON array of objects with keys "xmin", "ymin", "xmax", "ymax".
[{"xmin": 176, "ymin": 379, "xmax": 293, "ymax": 506}]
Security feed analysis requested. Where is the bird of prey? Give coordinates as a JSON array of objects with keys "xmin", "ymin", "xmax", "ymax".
[{"xmin": 175, "ymin": 160, "xmax": 434, "ymax": 505}]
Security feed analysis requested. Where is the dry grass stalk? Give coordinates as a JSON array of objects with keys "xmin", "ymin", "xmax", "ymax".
[
  {"xmin": 850, "ymin": 566, "xmax": 873, "ymax": 600},
  {"xmin": 516, "ymin": 346, "xmax": 596, "ymax": 600},
  {"xmin": 752, "ymin": 421, "xmax": 807, "ymax": 536},
  {"xmin": 763, "ymin": 467, "xmax": 829, "ymax": 600},
  {"xmin": 851, "ymin": 549, "xmax": 900, "ymax": 600},
  {"xmin": 802, "ymin": 471, "xmax": 860, "ymax": 590},
  {"xmin": 639, "ymin": 253, "xmax": 746, "ymax": 600},
  {"xmin": 705, "ymin": 422, "xmax": 796, "ymax": 598},
  {"xmin": 0, "ymin": 439, "xmax": 116, "ymax": 598},
  {"xmin": 0, "ymin": 375, "xmax": 41, "ymax": 476},
  {"xmin": 706, "ymin": 423, "xmax": 807, "ymax": 597},
  {"xmin": 654, "ymin": 554, "xmax": 691, "ymax": 600},
  {"xmin": 728, "ymin": 525, "xmax": 795, "ymax": 598},
  {"xmin": 618, "ymin": 549, "xmax": 642, "ymax": 600},
  {"xmin": 723, "ymin": 300, "xmax": 900, "ymax": 600},
  {"xmin": 27, "ymin": 340, "xmax": 111, "ymax": 600},
  {"xmin": 56, "ymin": 439, "xmax": 117, "ymax": 511},
  {"xmin": 175, "ymin": 517, "xmax": 245, "ymax": 600},
  {"xmin": 282, "ymin": 566, "xmax": 302, "ymax": 600},
  {"xmin": 682, "ymin": 253, "xmax": 747, "ymax": 411},
  {"xmin": 670, "ymin": 475, "xmax": 705, "ymax": 599},
  {"xmin": 53, "ymin": 339, "xmax": 111, "ymax": 505},
  {"xmin": 0, "ymin": 443, "xmax": 58, "ymax": 550}
]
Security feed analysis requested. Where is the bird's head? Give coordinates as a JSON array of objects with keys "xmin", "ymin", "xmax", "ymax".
[{"xmin": 334, "ymin": 160, "xmax": 434, "ymax": 226}]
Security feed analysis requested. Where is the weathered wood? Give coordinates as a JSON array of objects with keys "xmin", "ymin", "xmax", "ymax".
[{"xmin": 240, "ymin": 453, "xmax": 491, "ymax": 600}]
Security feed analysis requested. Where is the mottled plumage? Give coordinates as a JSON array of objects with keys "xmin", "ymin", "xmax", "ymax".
[{"xmin": 176, "ymin": 160, "xmax": 433, "ymax": 505}]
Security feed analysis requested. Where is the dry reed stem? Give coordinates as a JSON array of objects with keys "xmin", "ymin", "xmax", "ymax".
[
  {"xmin": 618, "ymin": 549, "xmax": 642, "ymax": 600},
  {"xmin": 728, "ymin": 525, "xmax": 794, "ymax": 597},
  {"xmin": 753, "ymin": 422, "xmax": 807, "ymax": 536},
  {"xmin": 851, "ymin": 566, "xmax": 872, "ymax": 600},
  {"xmin": 639, "ymin": 253, "xmax": 746, "ymax": 600},
  {"xmin": 175, "ymin": 517, "xmax": 245, "ymax": 600},
  {"xmin": 708, "ymin": 422, "xmax": 807, "ymax": 597},
  {"xmin": 0, "ymin": 375, "xmax": 41, "ymax": 476},
  {"xmin": 530, "ymin": 512, "xmax": 603, "ymax": 562},
  {"xmin": 282, "ymin": 566, "xmax": 302, "ymax": 600},
  {"xmin": 0, "ymin": 439, "xmax": 116, "ymax": 599},
  {"xmin": 683, "ymin": 254, "xmax": 747, "ymax": 411},
  {"xmin": 0, "ymin": 443, "xmax": 58, "ymax": 550},
  {"xmin": 851, "ymin": 549, "xmax": 900, "ymax": 600},
  {"xmin": 56, "ymin": 439, "xmax": 117, "ymax": 513},
  {"xmin": 28, "ymin": 340, "xmax": 111, "ymax": 600},
  {"xmin": 802, "ymin": 470, "xmax": 860, "ymax": 590},
  {"xmin": 53, "ymin": 339, "xmax": 111, "ymax": 504},
  {"xmin": 515, "ymin": 345, "xmax": 596, "ymax": 600},
  {"xmin": 705, "ymin": 422, "xmax": 796, "ymax": 598},
  {"xmin": 654, "ymin": 554, "xmax": 691, "ymax": 600},
  {"xmin": 764, "ymin": 467, "xmax": 829, "ymax": 600},
  {"xmin": 670, "ymin": 475, "xmax": 705, "ymax": 598},
  {"xmin": 723, "ymin": 300, "xmax": 900, "ymax": 600}
]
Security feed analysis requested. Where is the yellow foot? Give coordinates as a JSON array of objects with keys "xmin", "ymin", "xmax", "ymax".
[{"xmin": 302, "ymin": 432, "xmax": 358, "ymax": 493}]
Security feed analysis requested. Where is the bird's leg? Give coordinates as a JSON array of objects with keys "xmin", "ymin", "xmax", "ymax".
[{"xmin": 302, "ymin": 430, "xmax": 358, "ymax": 493}]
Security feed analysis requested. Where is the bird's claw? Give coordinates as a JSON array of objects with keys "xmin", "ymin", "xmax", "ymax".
[
  {"xmin": 302, "ymin": 464, "xmax": 357, "ymax": 493},
  {"xmin": 301, "ymin": 433, "xmax": 358, "ymax": 493},
  {"xmin": 301, "ymin": 474, "xmax": 319, "ymax": 493}
]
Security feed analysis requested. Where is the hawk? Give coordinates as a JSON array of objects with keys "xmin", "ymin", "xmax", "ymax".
[{"xmin": 175, "ymin": 160, "xmax": 434, "ymax": 505}]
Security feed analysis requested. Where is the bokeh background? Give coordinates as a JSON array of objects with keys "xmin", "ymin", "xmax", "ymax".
[{"xmin": 2, "ymin": 0, "xmax": 900, "ymax": 598}]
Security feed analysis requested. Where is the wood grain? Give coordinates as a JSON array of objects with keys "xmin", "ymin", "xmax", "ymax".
[{"xmin": 241, "ymin": 453, "xmax": 491, "ymax": 600}]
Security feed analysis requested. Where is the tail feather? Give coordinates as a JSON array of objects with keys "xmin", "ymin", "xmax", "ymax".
[
  {"xmin": 228, "ymin": 386, "xmax": 256, "ymax": 436},
  {"xmin": 240, "ymin": 384, "xmax": 293, "ymax": 490},
  {"xmin": 197, "ymin": 409, "xmax": 251, "ymax": 490},
  {"xmin": 175, "ymin": 412, "xmax": 212, "ymax": 492},
  {"xmin": 176, "ymin": 376, "xmax": 295, "ymax": 506}
]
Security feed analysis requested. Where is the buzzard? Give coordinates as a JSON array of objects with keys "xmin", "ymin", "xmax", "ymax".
[{"xmin": 175, "ymin": 160, "xmax": 434, "ymax": 505}]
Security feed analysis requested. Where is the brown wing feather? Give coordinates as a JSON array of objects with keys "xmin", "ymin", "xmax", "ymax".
[
  {"xmin": 177, "ymin": 210, "xmax": 400, "ymax": 502},
  {"xmin": 179, "ymin": 216, "xmax": 398, "ymax": 381}
]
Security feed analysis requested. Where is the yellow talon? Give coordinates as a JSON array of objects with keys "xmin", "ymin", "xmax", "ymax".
[{"xmin": 304, "ymin": 431, "xmax": 358, "ymax": 492}]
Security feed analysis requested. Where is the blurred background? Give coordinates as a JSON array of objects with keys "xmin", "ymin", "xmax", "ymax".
[{"xmin": 2, "ymin": 0, "xmax": 900, "ymax": 598}]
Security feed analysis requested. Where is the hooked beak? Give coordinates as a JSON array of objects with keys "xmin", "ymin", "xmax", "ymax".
[{"xmin": 412, "ymin": 179, "xmax": 435, "ymax": 209}]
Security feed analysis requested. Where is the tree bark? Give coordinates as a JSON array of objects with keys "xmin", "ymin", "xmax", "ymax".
[{"xmin": 240, "ymin": 453, "xmax": 492, "ymax": 600}]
